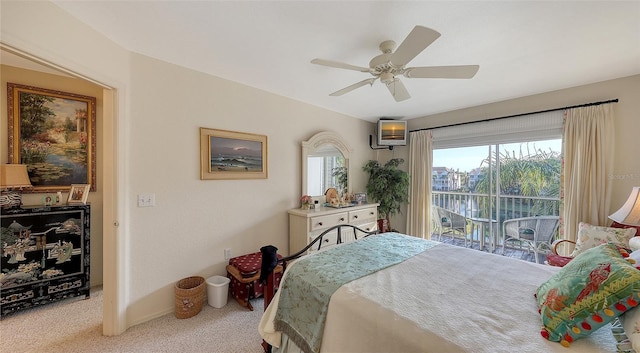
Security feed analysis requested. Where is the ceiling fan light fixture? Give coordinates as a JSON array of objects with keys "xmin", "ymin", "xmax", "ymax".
[
  {"xmin": 379, "ymin": 40, "xmax": 396, "ymax": 54},
  {"xmin": 380, "ymin": 72, "xmax": 394, "ymax": 84},
  {"xmin": 311, "ymin": 25, "xmax": 479, "ymax": 101}
]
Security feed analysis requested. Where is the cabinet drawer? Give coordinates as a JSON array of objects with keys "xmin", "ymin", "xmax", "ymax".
[
  {"xmin": 349, "ymin": 208, "xmax": 377, "ymax": 223},
  {"xmin": 309, "ymin": 212, "xmax": 348, "ymax": 232}
]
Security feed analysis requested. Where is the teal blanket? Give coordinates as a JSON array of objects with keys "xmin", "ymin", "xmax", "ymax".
[{"xmin": 273, "ymin": 232, "xmax": 437, "ymax": 353}]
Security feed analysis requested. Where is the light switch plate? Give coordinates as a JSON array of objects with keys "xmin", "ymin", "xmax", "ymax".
[{"xmin": 137, "ymin": 193, "xmax": 155, "ymax": 207}]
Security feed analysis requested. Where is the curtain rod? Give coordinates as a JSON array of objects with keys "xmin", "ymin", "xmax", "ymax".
[{"xmin": 409, "ymin": 98, "xmax": 619, "ymax": 133}]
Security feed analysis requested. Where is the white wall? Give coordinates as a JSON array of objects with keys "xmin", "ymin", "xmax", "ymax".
[
  {"xmin": 125, "ymin": 53, "xmax": 375, "ymax": 323},
  {"xmin": 1, "ymin": 0, "xmax": 376, "ymax": 330}
]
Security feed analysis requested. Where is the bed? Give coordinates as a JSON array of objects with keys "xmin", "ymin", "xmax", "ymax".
[{"xmin": 258, "ymin": 226, "xmax": 633, "ymax": 353}]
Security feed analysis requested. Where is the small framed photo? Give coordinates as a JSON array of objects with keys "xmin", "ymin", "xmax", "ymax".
[
  {"xmin": 68, "ymin": 184, "xmax": 90, "ymax": 204},
  {"xmin": 42, "ymin": 194, "xmax": 55, "ymax": 206},
  {"xmin": 354, "ymin": 193, "xmax": 367, "ymax": 205}
]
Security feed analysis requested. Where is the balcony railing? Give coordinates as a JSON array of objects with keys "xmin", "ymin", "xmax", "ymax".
[{"xmin": 432, "ymin": 190, "xmax": 560, "ymax": 251}]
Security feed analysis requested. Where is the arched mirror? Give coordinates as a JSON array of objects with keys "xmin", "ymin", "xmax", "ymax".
[{"xmin": 302, "ymin": 131, "xmax": 352, "ymax": 199}]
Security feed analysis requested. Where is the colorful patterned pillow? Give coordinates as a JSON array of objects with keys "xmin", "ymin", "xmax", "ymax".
[
  {"xmin": 570, "ymin": 222, "xmax": 636, "ymax": 257},
  {"xmin": 535, "ymin": 243, "xmax": 640, "ymax": 347}
]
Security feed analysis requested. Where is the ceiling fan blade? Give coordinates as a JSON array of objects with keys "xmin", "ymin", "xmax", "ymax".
[
  {"xmin": 404, "ymin": 65, "xmax": 480, "ymax": 79},
  {"xmin": 329, "ymin": 78, "xmax": 377, "ymax": 96},
  {"xmin": 311, "ymin": 58, "xmax": 370, "ymax": 73},
  {"xmin": 385, "ymin": 78, "xmax": 411, "ymax": 102},
  {"xmin": 390, "ymin": 25, "xmax": 441, "ymax": 67}
]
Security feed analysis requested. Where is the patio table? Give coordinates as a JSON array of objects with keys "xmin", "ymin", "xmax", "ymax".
[{"xmin": 470, "ymin": 218, "xmax": 499, "ymax": 252}]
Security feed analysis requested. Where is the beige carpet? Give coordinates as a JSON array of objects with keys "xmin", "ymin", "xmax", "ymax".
[{"xmin": 0, "ymin": 287, "xmax": 265, "ymax": 353}]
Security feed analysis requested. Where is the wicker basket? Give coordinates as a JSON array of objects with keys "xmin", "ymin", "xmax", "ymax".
[{"xmin": 174, "ymin": 276, "xmax": 205, "ymax": 319}]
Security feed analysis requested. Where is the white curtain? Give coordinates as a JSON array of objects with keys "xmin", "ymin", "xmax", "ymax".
[
  {"xmin": 561, "ymin": 104, "xmax": 615, "ymax": 245},
  {"xmin": 406, "ymin": 130, "xmax": 433, "ymax": 238}
]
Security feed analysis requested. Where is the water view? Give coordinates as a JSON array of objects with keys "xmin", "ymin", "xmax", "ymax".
[{"xmin": 209, "ymin": 136, "xmax": 263, "ymax": 172}]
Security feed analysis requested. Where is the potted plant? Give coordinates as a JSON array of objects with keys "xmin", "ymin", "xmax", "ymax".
[
  {"xmin": 362, "ymin": 158, "xmax": 410, "ymax": 232},
  {"xmin": 331, "ymin": 165, "xmax": 348, "ymax": 195}
]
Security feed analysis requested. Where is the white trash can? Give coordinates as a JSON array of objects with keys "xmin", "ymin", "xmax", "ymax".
[{"xmin": 206, "ymin": 275, "xmax": 230, "ymax": 308}]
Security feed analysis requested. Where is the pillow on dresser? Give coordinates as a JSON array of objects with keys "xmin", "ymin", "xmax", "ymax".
[
  {"xmin": 570, "ymin": 222, "xmax": 636, "ymax": 257},
  {"xmin": 535, "ymin": 243, "xmax": 640, "ymax": 347}
]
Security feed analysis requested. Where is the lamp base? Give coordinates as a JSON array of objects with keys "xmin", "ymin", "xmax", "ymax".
[{"xmin": 0, "ymin": 190, "xmax": 23, "ymax": 209}]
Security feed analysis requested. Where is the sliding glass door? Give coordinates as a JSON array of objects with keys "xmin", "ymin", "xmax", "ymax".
[{"xmin": 432, "ymin": 139, "xmax": 561, "ymax": 245}]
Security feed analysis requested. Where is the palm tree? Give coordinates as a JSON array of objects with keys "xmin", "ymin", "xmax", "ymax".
[{"xmin": 474, "ymin": 144, "xmax": 561, "ymax": 218}]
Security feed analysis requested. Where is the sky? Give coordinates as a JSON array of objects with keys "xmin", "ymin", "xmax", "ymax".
[{"xmin": 433, "ymin": 139, "xmax": 562, "ymax": 172}]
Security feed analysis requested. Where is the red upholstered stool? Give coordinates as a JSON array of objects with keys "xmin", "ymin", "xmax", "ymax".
[{"xmin": 226, "ymin": 252, "xmax": 282, "ymax": 311}]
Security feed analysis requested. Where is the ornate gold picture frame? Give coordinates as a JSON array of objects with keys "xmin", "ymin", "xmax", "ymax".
[{"xmin": 7, "ymin": 83, "xmax": 96, "ymax": 193}]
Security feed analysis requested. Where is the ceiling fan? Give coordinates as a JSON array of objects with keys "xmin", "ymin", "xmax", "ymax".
[{"xmin": 311, "ymin": 25, "xmax": 479, "ymax": 102}]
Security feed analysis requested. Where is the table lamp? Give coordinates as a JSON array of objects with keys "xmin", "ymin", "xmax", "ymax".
[
  {"xmin": 0, "ymin": 164, "xmax": 33, "ymax": 208},
  {"xmin": 609, "ymin": 186, "xmax": 640, "ymax": 236}
]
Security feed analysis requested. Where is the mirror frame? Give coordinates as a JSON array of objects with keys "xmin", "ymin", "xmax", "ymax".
[{"xmin": 301, "ymin": 131, "xmax": 352, "ymax": 198}]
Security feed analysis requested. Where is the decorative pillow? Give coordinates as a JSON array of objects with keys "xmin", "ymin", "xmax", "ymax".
[
  {"xmin": 570, "ymin": 222, "xmax": 636, "ymax": 257},
  {"xmin": 535, "ymin": 243, "xmax": 640, "ymax": 347}
]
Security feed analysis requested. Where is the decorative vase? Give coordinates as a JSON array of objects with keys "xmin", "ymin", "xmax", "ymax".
[{"xmin": 301, "ymin": 203, "xmax": 310, "ymax": 210}]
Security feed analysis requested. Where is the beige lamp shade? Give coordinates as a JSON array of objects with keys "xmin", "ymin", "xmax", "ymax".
[
  {"xmin": 609, "ymin": 187, "xmax": 640, "ymax": 226},
  {"xmin": 0, "ymin": 164, "xmax": 33, "ymax": 189}
]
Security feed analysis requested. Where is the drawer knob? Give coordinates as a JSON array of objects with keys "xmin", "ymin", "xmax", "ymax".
[
  {"xmin": 318, "ymin": 222, "xmax": 323, "ymax": 226},
  {"xmin": 324, "ymin": 238, "xmax": 329, "ymax": 243},
  {"xmin": 353, "ymin": 215, "xmax": 358, "ymax": 219},
  {"xmin": 370, "ymin": 212, "xmax": 374, "ymax": 215},
  {"xmin": 340, "ymin": 217, "xmax": 345, "ymax": 221}
]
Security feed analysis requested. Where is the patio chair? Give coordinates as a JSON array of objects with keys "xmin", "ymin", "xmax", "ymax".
[
  {"xmin": 502, "ymin": 216, "xmax": 560, "ymax": 263},
  {"xmin": 433, "ymin": 206, "xmax": 469, "ymax": 246}
]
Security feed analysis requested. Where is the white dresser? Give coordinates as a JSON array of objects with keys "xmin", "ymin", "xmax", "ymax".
[{"xmin": 288, "ymin": 203, "xmax": 379, "ymax": 254}]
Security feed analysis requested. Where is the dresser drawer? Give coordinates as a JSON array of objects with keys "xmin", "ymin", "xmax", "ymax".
[
  {"xmin": 288, "ymin": 203, "xmax": 379, "ymax": 254},
  {"xmin": 309, "ymin": 212, "xmax": 348, "ymax": 232},
  {"xmin": 349, "ymin": 208, "xmax": 377, "ymax": 223},
  {"xmin": 308, "ymin": 230, "xmax": 339, "ymax": 252},
  {"xmin": 355, "ymin": 221, "xmax": 378, "ymax": 233}
]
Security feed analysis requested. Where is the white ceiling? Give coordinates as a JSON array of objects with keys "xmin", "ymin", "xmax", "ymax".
[{"xmin": 33, "ymin": 1, "xmax": 640, "ymax": 122}]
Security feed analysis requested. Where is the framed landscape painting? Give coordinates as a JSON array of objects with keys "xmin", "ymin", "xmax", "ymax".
[
  {"xmin": 7, "ymin": 83, "xmax": 96, "ymax": 193},
  {"xmin": 200, "ymin": 127, "xmax": 268, "ymax": 180}
]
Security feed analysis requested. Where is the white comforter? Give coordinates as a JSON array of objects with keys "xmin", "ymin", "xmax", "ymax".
[{"xmin": 260, "ymin": 241, "xmax": 618, "ymax": 353}]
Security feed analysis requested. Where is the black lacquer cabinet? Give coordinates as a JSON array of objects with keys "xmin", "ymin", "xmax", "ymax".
[{"xmin": 1, "ymin": 204, "xmax": 90, "ymax": 318}]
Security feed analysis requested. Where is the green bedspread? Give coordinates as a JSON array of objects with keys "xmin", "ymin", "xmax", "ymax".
[{"xmin": 273, "ymin": 232, "xmax": 437, "ymax": 353}]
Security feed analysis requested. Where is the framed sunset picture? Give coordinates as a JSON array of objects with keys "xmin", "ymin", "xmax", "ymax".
[{"xmin": 199, "ymin": 127, "xmax": 268, "ymax": 180}]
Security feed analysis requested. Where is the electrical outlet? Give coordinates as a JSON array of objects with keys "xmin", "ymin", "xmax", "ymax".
[{"xmin": 224, "ymin": 248, "xmax": 232, "ymax": 260}]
